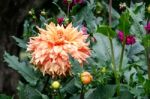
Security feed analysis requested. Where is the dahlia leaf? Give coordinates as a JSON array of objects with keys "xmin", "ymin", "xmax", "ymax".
[
  {"xmin": 12, "ymin": 36, "xmax": 27, "ymax": 49},
  {"xmin": 102, "ymin": 1, "xmax": 120, "ymax": 19},
  {"xmin": 85, "ymin": 85, "xmax": 116, "ymax": 99},
  {"xmin": 92, "ymin": 33, "xmax": 128, "ymax": 69},
  {"xmin": 70, "ymin": 57, "xmax": 83, "ymax": 75},
  {"xmin": 142, "ymin": 35, "xmax": 150, "ymax": 48},
  {"xmin": 18, "ymin": 85, "xmax": 45, "ymax": 99},
  {"xmin": 118, "ymin": 11, "xmax": 131, "ymax": 35},
  {"xmin": 4, "ymin": 52, "xmax": 39, "ymax": 85},
  {"xmin": 97, "ymin": 25, "xmax": 115, "ymax": 37},
  {"xmin": 73, "ymin": 5, "xmax": 97, "ymax": 33},
  {"xmin": 128, "ymin": 8, "xmax": 146, "ymax": 36},
  {"xmin": 60, "ymin": 77, "xmax": 81, "ymax": 94},
  {"xmin": 0, "ymin": 94, "xmax": 12, "ymax": 99}
]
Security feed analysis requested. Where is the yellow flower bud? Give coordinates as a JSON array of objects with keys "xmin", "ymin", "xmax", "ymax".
[
  {"xmin": 51, "ymin": 81, "xmax": 60, "ymax": 89},
  {"xmin": 147, "ymin": 5, "xmax": 150, "ymax": 13},
  {"xmin": 80, "ymin": 71, "xmax": 93, "ymax": 85},
  {"xmin": 41, "ymin": 11, "xmax": 46, "ymax": 16},
  {"xmin": 101, "ymin": 67, "xmax": 107, "ymax": 73}
]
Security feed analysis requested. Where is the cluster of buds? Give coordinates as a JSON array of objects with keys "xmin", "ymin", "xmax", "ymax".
[{"xmin": 117, "ymin": 30, "xmax": 136, "ymax": 45}]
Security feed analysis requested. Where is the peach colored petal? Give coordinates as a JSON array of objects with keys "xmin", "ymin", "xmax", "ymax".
[{"xmin": 27, "ymin": 22, "xmax": 91, "ymax": 78}]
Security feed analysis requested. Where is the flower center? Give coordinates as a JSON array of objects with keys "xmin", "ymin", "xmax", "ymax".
[{"xmin": 54, "ymin": 30, "xmax": 65, "ymax": 46}]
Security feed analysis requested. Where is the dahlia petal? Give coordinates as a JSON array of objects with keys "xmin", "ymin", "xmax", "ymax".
[{"xmin": 27, "ymin": 22, "xmax": 91, "ymax": 77}]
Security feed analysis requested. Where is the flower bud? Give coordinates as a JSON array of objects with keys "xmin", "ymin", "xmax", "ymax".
[
  {"xmin": 101, "ymin": 67, "xmax": 107, "ymax": 73},
  {"xmin": 63, "ymin": 0, "xmax": 72, "ymax": 4},
  {"xmin": 64, "ymin": 18, "xmax": 69, "ymax": 25},
  {"xmin": 119, "ymin": 2, "xmax": 126, "ymax": 11},
  {"xmin": 28, "ymin": 11, "xmax": 32, "ymax": 15},
  {"xmin": 144, "ymin": 22, "xmax": 150, "ymax": 34},
  {"xmin": 80, "ymin": 71, "xmax": 93, "ymax": 85},
  {"xmin": 147, "ymin": 5, "xmax": 150, "ymax": 13},
  {"xmin": 51, "ymin": 81, "xmax": 60, "ymax": 89},
  {"xmin": 67, "ymin": 0, "xmax": 72, "ymax": 3},
  {"xmin": 41, "ymin": 11, "xmax": 46, "ymax": 16},
  {"xmin": 57, "ymin": 17, "xmax": 64, "ymax": 25}
]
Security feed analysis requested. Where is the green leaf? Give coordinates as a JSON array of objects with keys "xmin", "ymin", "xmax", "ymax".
[
  {"xmin": 118, "ymin": 90, "xmax": 134, "ymax": 99},
  {"xmin": 69, "ymin": 94, "xmax": 80, "ymax": 99},
  {"xmin": 12, "ymin": 36, "xmax": 27, "ymax": 49},
  {"xmin": 128, "ymin": 8, "xmax": 146, "ymax": 37},
  {"xmin": 143, "ymin": 79, "xmax": 150, "ymax": 94},
  {"xmin": 118, "ymin": 11, "xmax": 130, "ymax": 35},
  {"xmin": 41, "ymin": 95, "xmax": 49, "ymax": 99},
  {"xmin": 73, "ymin": 5, "xmax": 97, "ymax": 33},
  {"xmin": 4, "ymin": 52, "xmax": 39, "ymax": 85},
  {"xmin": 127, "ymin": 42, "xmax": 145, "ymax": 58},
  {"xmin": 85, "ymin": 85, "xmax": 116, "ymax": 99},
  {"xmin": 97, "ymin": 25, "xmax": 115, "ymax": 37},
  {"xmin": 102, "ymin": 1, "xmax": 120, "ymax": 19},
  {"xmin": 92, "ymin": 33, "xmax": 128, "ymax": 69},
  {"xmin": 130, "ymin": 86, "xmax": 144, "ymax": 97},
  {"xmin": 142, "ymin": 35, "xmax": 150, "ymax": 48},
  {"xmin": 52, "ymin": 2, "xmax": 66, "ymax": 17},
  {"xmin": 61, "ymin": 77, "xmax": 81, "ymax": 94},
  {"xmin": 124, "ymin": 67, "xmax": 137, "ymax": 83},
  {"xmin": 18, "ymin": 85, "xmax": 45, "ymax": 99},
  {"xmin": 0, "ymin": 94, "xmax": 12, "ymax": 99},
  {"xmin": 70, "ymin": 57, "xmax": 83, "ymax": 75}
]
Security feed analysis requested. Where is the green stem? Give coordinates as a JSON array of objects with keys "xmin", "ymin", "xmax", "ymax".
[
  {"xmin": 109, "ymin": 38, "xmax": 116, "ymax": 70},
  {"xmin": 109, "ymin": 37, "xmax": 120, "ymax": 95},
  {"xmin": 145, "ymin": 48, "xmax": 150, "ymax": 79},
  {"xmin": 58, "ymin": 89, "xmax": 62, "ymax": 99},
  {"xmin": 146, "ymin": 18, "xmax": 150, "ymax": 79},
  {"xmin": 119, "ymin": 40, "xmax": 126, "ymax": 71},
  {"xmin": 42, "ymin": 76, "xmax": 50, "ymax": 93},
  {"xmin": 80, "ymin": 84, "xmax": 84, "ymax": 99},
  {"xmin": 108, "ymin": 0, "xmax": 120, "ymax": 96},
  {"xmin": 67, "ymin": 3, "xmax": 70, "ymax": 17}
]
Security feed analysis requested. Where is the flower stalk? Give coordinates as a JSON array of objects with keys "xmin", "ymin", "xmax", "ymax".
[
  {"xmin": 109, "ymin": 0, "xmax": 120, "ymax": 95},
  {"xmin": 67, "ymin": 3, "xmax": 70, "ymax": 17},
  {"xmin": 119, "ymin": 39, "xmax": 126, "ymax": 71},
  {"xmin": 80, "ymin": 84, "xmax": 84, "ymax": 99},
  {"xmin": 42, "ymin": 76, "xmax": 50, "ymax": 93},
  {"xmin": 146, "ymin": 18, "xmax": 150, "ymax": 79}
]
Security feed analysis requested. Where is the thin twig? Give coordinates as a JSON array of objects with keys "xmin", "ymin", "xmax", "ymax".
[{"xmin": 109, "ymin": 0, "xmax": 112, "ymax": 26}]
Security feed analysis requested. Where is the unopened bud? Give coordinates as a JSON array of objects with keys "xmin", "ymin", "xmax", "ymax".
[
  {"xmin": 147, "ymin": 5, "xmax": 150, "ymax": 13},
  {"xmin": 28, "ymin": 11, "xmax": 32, "ymax": 15},
  {"xmin": 41, "ymin": 11, "xmax": 46, "ymax": 16}
]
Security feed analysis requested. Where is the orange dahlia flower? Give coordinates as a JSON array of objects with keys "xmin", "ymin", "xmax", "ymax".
[{"xmin": 27, "ymin": 22, "xmax": 90, "ymax": 77}]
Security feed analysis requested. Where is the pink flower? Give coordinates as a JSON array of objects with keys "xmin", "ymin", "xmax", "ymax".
[
  {"xmin": 144, "ymin": 22, "xmax": 150, "ymax": 34},
  {"xmin": 117, "ymin": 30, "xmax": 124, "ymax": 42},
  {"xmin": 117, "ymin": 30, "xmax": 136, "ymax": 45},
  {"xmin": 73, "ymin": 0, "xmax": 83, "ymax": 4},
  {"xmin": 57, "ymin": 17, "xmax": 64, "ymax": 25},
  {"xmin": 126, "ymin": 35, "xmax": 136, "ymax": 45}
]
